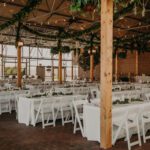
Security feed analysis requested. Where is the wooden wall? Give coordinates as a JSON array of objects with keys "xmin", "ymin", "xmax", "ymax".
[{"xmin": 78, "ymin": 51, "xmax": 150, "ymax": 80}]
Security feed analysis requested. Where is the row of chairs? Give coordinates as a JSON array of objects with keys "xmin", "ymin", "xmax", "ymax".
[
  {"xmin": 0, "ymin": 92, "xmax": 13, "ymax": 115},
  {"xmin": 33, "ymin": 96, "xmax": 87, "ymax": 130},
  {"xmin": 112, "ymin": 103, "xmax": 150, "ymax": 150}
]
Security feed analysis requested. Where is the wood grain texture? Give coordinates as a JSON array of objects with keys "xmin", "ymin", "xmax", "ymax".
[
  {"xmin": 90, "ymin": 54, "xmax": 94, "ymax": 81},
  {"xmin": 100, "ymin": 0, "xmax": 113, "ymax": 148},
  {"xmin": 17, "ymin": 46, "xmax": 22, "ymax": 88},
  {"xmin": 58, "ymin": 51, "xmax": 62, "ymax": 84}
]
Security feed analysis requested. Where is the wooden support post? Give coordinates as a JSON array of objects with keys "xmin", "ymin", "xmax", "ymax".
[
  {"xmin": 90, "ymin": 54, "xmax": 94, "ymax": 82},
  {"xmin": 26, "ymin": 59, "xmax": 28, "ymax": 76},
  {"xmin": 115, "ymin": 52, "xmax": 118, "ymax": 82},
  {"xmin": 100, "ymin": 0, "xmax": 113, "ymax": 149},
  {"xmin": 17, "ymin": 46, "xmax": 22, "ymax": 88},
  {"xmin": 71, "ymin": 51, "xmax": 74, "ymax": 80},
  {"xmin": 135, "ymin": 50, "xmax": 138, "ymax": 75},
  {"xmin": 58, "ymin": 51, "xmax": 62, "ymax": 84},
  {"xmin": 29, "ymin": 46, "xmax": 31, "ymax": 76},
  {"xmin": 1, "ymin": 44, "xmax": 4, "ymax": 79},
  {"xmin": 51, "ymin": 54, "xmax": 54, "ymax": 81}
]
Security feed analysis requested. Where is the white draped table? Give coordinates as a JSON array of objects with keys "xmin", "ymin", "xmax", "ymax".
[
  {"xmin": 83, "ymin": 101, "xmax": 150, "ymax": 143},
  {"xmin": 18, "ymin": 94, "xmax": 86, "ymax": 126}
]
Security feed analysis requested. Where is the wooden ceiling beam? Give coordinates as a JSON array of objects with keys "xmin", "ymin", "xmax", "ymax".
[
  {"xmin": 125, "ymin": 16, "xmax": 150, "ymax": 25},
  {"xmin": 0, "ymin": 1, "xmax": 93, "ymax": 23}
]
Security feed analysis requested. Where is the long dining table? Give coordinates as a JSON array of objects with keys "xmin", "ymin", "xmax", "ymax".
[
  {"xmin": 83, "ymin": 101, "xmax": 150, "ymax": 143},
  {"xmin": 18, "ymin": 94, "xmax": 87, "ymax": 126}
]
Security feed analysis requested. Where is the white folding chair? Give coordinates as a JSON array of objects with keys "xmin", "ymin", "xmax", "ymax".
[
  {"xmin": 90, "ymin": 88, "xmax": 100, "ymax": 99},
  {"xmin": 125, "ymin": 107, "xmax": 142, "ymax": 150},
  {"xmin": 73, "ymin": 100, "xmax": 87, "ymax": 137},
  {"xmin": 112, "ymin": 109, "xmax": 128, "ymax": 145},
  {"xmin": 144, "ymin": 93, "xmax": 150, "ymax": 101},
  {"xmin": 60, "ymin": 96, "xmax": 74, "ymax": 126},
  {"xmin": 112, "ymin": 106, "xmax": 142, "ymax": 150},
  {"xmin": 141, "ymin": 103, "xmax": 150, "ymax": 143},
  {"xmin": 0, "ymin": 92, "xmax": 11, "ymax": 114},
  {"xmin": 34, "ymin": 98, "xmax": 55, "ymax": 129}
]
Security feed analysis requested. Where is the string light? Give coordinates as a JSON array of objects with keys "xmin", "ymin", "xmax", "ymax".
[
  {"xmin": 142, "ymin": 7, "xmax": 146, "ymax": 17},
  {"xmin": 3, "ymin": 3, "xmax": 6, "ymax": 7},
  {"xmin": 134, "ymin": 4, "xmax": 137, "ymax": 15}
]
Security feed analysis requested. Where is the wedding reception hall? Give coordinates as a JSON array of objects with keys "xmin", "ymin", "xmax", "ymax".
[{"xmin": 0, "ymin": 0, "xmax": 150, "ymax": 150}]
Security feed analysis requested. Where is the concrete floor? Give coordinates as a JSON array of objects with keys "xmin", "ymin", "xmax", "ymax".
[{"xmin": 0, "ymin": 113, "xmax": 150, "ymax": 150}]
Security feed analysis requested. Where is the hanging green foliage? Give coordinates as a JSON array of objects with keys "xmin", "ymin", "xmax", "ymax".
[
  {"xmin": 62, "ymin": 46, "xmax": 71, "ymax": 53},
  {"xmin": 21, "ymin": 2, "xmax": 135, "ymax": 44},
  {"xmin": 78, "ymin": 47, "xmax": 100, "ymax": 71},
  {"xmin": 0, "ymin": 0, "xmax": 42, "ymax": 31},
  {"xmin": 118, "ymin": 51, "xmax": 127, "ymax": 59},
  {"xmin": 70, "ymin": 0, "xmax": 99, "ymax": 12},
  {"xmin": 50, "ymin": 46, "xmax": 71, "ymax": 54},
  {"xmin": 69, "ymin": 0, "xmax": 139, "ymax": 13},
  {"xmin": 51, "ymin": 47, "xmax": 59, "ymax": 54}
]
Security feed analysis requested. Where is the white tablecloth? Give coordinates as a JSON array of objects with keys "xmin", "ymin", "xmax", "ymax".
[
  {"xmin": 18, "ymin": 94, "xmax": 86, "ymax": 126},
  {"xmin": 83, "ymin": 101, "xmax": 150, "ymax": 143}
]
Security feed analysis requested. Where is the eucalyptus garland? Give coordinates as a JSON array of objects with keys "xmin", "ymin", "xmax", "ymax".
[
  {"xmin": 50, "ymin": 46, "xmax": 71, "ymax": 54},
  {"xmin": 70, "ymin": 0, "xmax": 139, "ymax": 13},
  {"xmin": 50, "ymin": 40, "xmax": 71, "ymax": 54},
  {"xmin": 78, "ymin": 47, "xmax": 100, "ymax": 71},
  {"xmin": 0, "ymin": 0, "xmax": 42, "ymax": 31},
  {"xmin": 118, "ymin": 52, "xmax": 127, "ymax": 59},
  {"xmin": 22, "ymin": 24, "xmax": 57, "ymax": 40},
  {"xmin": 70, "ymin": 0, "xmax": 99, "ymax": 12},
  {"xmin": 22, "ymin": 2, "xmax": 135, "ymax": 43},
  {"xmin": 15, "ymin": 22, "xmax": 22, "ymax": 47}
]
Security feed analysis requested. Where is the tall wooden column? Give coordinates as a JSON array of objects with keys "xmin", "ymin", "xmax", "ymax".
[
  {"xmin": 71, "ymin": 51, "xmax": 74, "ymax": 80},
  {"xmin": 135, "ymin": 50, "xmax": 138, "ymax": 75},
  {"xmin": 90, "ymin": 54, "xmax": 94, "ymax": 82},
  {"xmin": 51, "ymin": 54, "xmax": 54, "ymax": 81},
  {"xmin": 17, "ymin": 46, "xmax": 22, "ymax": 88},
  {"xmin": 58, "ymin": 51, "xmax": 62, "ymax": 84},
  {"xmin": 100, "ymin": 0, "xmax": 113, "ymax": 149},
  {"xmin": 28, "ymin": 46, "xmax": 31, "ymax": 76},
  {"xmin": 115, "ymin": 52, "xmax": 118, "ymax": 81},
  {"xmin": 1, "ymin": 44, "xmax": 4, "ymax": 79},
  {"xmin": 26, "ymin": 59, "xmax": 28, "ymax": 76}
]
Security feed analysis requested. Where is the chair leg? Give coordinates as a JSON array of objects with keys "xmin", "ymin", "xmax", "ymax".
[
  {"xmin": 142, "ymin": 118, "xmax": 146, "ymax": 143},
  {"xmin": 41, "ymin": 109, "xmax": 45, "ymax": 129},
  {"xmin": 136, "ymin": 119, "xmax": 142, "ymax": 146},
  {"xmin": 112, "ymin": 124, "xmax": 123, "ymax": 145},
  {"xmin": 52, "ymin": 110, "xmax": 55, "ymax": 127},
  {"xmin": 125, "ymin": 122, "xmax": 131, "ymax": 150},
  {"xmin": 9, "ymin": 101, "xmax": 11, "ymax": 114},
  {"xmin": 73, "ymin": 117, "xmax": 77, "ymax": 134},
  {"xmin": 71, "ymin": 108, "xmax": 74, "ymax": 124},
  {"xmin": 77, "ymin": 118, "xmax": 84, "ymax": 137},
  {"xmin": 61, "ymin": 108, "xmax": 64, "ymax": 126}
]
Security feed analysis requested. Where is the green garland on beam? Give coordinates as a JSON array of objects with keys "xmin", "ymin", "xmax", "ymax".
[
  {"xmin": 22, "ymin": 25, "xmax": 57, "ymax": 40},
  {"xmin": 22, "ymin": 2, "xmax": 135, "ymax": 42},
  {"xmin": 78, "ymin": 49, "xmax": 100, "ymax": 71},
  {"xmin": 0, "ymin": 0, "xmax": 42, "ymax": 31}
]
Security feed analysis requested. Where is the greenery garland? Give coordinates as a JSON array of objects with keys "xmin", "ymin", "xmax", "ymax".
[
  {"xmin": 50, "ymin": 40, "xmax": 71, "ymax": 54},
  {"xmin": 0, "ymin": 0, "xmax": 42, "ymax": 31},
  {"xmin": 22, "ymin": 24, "xmax": 57, "ymax": 40},
  {"xmin": 79, "ymin": 49, "xmax": 100, "ymax": 71},
  {"xmin": 69, "ymin": 0, "xmax": 140, "ymax": 12},
  {"xmin": 50, "ymin": 46, "xmax": 71, "ymax": 54},
  {"xmin": 15, "ymin": 22, "xmax": 22, "ymax": 47},
  {"xmin": 21, "ymin": 2, "xmax": 135, "ymax": 43}
]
